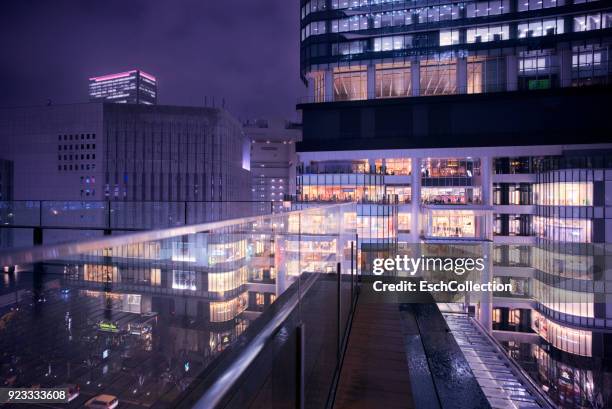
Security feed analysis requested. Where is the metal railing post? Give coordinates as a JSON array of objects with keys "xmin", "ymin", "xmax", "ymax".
[
  {"xmin": 337, "ymin": 261, "xmax": 341, "ymax": 359},
  {"xmin": 296, "ymin": 323, "xmax": 305, "ymax": 409},
  {"xmin": 350, "ymin": 241, "xmax": 354, "ymax": 307}
]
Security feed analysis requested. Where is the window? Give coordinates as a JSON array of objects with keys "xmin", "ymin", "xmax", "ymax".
[
  {"xmin": 376, "ymin": 157, "xmax": 412, "ymax": 175},
  {"xmin": 572, "ymin": 45, "xmax": 607, "ymax": 86},
  {"xmin": 373, "ymin": 35, "xmax": 412, "ymax": 52},
  {"xmin": 519, "ymin": 50, "xmax": 550, "ymax": 75},
  {"xmin": 333, "ymin": 66, "xmax": 367, "ymax": 101},
  {"xmin": 467, "ymin": 25, "xmax": 510, "ymax": 43},
  {"xmin": 375, "ymin": 63, "xmax": 412, "ymax": 98},
  {"xmin": 518, "ymin": 0, "xmax": 562, "ymax": 11},
  {"xmin": 439, "ymin": 29, "xmax": 460, "ymax": 46},
  {"xmin": 467, "ymin": 0, "xmax": 510, "ymax": 17},
  {"xmin": 518, "ymin": 18, "xmax": 564, "ymax": 37},
  {"xmin": 574, "ymin": 12, "xmax": 612, "ymax": 32},
  {"xmin": 419, "ymin": 58, "xmax": 457, "ymax": 95},
  {"xmin": 332, "ymin": 0, "xmax": 350, "ymax": 9},
  {"xmin": 332, "ymin": 40, "xmax": 367, "ymax": 55},
  {"xmin": 533, "ymin": 182, "xmax": 593, "ymax": 206}
]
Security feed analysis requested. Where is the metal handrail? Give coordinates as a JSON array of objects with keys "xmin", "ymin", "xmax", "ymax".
[
  {"xmin": 190, "ymin": 271, "xmax": 319, "ymax": 409},
  {"xmin": 0, "ymin": 202, "xmax": 353, "ymax": 266}
]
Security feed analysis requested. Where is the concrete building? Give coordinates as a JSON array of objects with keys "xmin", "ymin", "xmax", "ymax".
[
  {"xmin": 89, "ymin": 70, "xmax": 157, "ymax": 105},
  {"xmin": 243, "ymin": 118, "xmax": 302, "ymax": 213},
  {"xmin": 0, "ymin": 159, "xmax": 13, "ymax": 202},
  {"xmin": 0, "ymin": 103, "xmax": 251, "ymax": 203},
  {"xmin": 0, "ymin": 158, "xmax": 13, "ymax": 249}
]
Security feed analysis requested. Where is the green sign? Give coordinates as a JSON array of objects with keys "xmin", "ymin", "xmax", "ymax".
[
  {"xmin": 98, "ymin": 321, "xmax": 119, "ymax": 332},
  {"xmin": 528, "ymin": 79, "xmax": 551, "ymax": 90}
]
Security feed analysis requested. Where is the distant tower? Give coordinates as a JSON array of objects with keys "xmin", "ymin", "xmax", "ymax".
[{"xmin": 88, "ymin": 70, "xmax": 157, "ymax": 105}]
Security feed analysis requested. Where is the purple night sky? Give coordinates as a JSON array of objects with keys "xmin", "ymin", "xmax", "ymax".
[{"xmin": 0, "ymin": 1, "xmax": 305, "ymax": 120}]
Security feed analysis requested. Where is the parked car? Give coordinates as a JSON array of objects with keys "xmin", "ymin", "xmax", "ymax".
[{"xmin": 84, "ymin": 394, "xmax": 118, "ymax": 409}]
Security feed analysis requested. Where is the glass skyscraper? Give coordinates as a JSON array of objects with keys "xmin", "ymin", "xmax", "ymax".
[{"xmin": 300, "ymin": 0, "xmax": 611, "ymax": 102}]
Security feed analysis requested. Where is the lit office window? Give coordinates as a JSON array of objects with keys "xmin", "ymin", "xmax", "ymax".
[
  {"xmin": 518, "ymin": 18, "xmax": 564, "ymax": 37},
  {"xmin": 332, "ymin": 0, "xmax": 350, "ymax": 9},
  {"xmin": 467, "ymin": 24, "xmax": 509, "ymax": 43},
  {"xmin": 333, "ymin": 66, "xmax": 367, "ymax": 101},
  {"xmin": 439, "ymin": 29, "xmax": 460, "ymax": 46},
  {"xmin": 375, "ymin": 63, "xmax": 412, "ymax": 98},
  {"xmin": 419, "ymin": 58, "xmax": 457, "ymax": 95},
  {"xmin": 373, "ymin": 35, "xmax": 411, "ymax": 52},
  {"xmin": 518, "ymin": 0, "xmax": 562, "ymax": 11},
  {"xmin": 574, "ymin": 12, "xmax": 612, "ymax": 31},
  {"xmin": 466, "ymin": 0, "xmax": 510, "ymax": 17}
]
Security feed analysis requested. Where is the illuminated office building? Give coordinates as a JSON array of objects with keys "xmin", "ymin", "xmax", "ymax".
[
  {"xmin": 243, "ymin": 118, "xmax": 302, "ymax": 214},
  {"xmin": 297, "ymin": 2, "xmax": 612, "ymax": 402},
  {"xmin": 89, "ymin": 70, "xmax": 157, "ymax": 105},
  {"xmin": 300, "ymin": 0, "xmax": 611, "ymax": 102}
]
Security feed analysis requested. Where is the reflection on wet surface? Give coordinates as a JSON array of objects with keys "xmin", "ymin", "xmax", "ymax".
[{"xmin": 0, "ymin": 269, "xmax": 259, "ymax": 409}]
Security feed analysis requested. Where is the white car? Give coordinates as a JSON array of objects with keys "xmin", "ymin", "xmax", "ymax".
[{"xmin": 84, "ymin": 394, "xmax": 118, "ymax": 409}]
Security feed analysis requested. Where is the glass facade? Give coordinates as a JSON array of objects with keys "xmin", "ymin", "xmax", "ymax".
[{"xmin": 300, "ymin": 0, "xmax": 612, "ymax": 102}]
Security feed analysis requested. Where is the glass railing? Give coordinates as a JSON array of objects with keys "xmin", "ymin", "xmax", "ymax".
[
  {"xmin": 0, "ymin": 200, "xmax": 276, "ymax": 230},
  {"xmin": 0, "ymin": 201, "xmax": 278, "ymax": 247},
  {"xmin": 0, "ymin": 203, "xmax": 358, "ymax": 409}
]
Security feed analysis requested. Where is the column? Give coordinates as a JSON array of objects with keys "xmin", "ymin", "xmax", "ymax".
[
  {"xmin": 559, "ymin": 47, "xmax": 573, "ymax": 88},
  {"xmin": 481, "ymin": 155, "xmax": 494, "ymax": 240},
  {"xmin": 275, "ymin": 236, "xmax": 287, "ymax": 296},
  {"xmin": 479, "ymin": 155, "xmax": 493, "ymax": 334},
  {"xmin": 506, "ymin": 54, "xmax": 518, "ymax": 91},
  {"xmin": 367, "ymin": 64, "xmax": 376, "ymax": 99},
  {"xmin": 324, "ymin": 68, "xmax": 334, "ymax": 102},
  {"xmin": 481, "ymin": 156, "xmax": 492, "ymax": 206},
  {"xmin": 307, "ymin": 74, "xmax": 316, "ymax": 102},
  {"xmin": 479, "ymin": 242, "xmax": 493, "ymax": 333},
  {"xmin": 457, "ymin": 57, "xmax": 468, "ymax": 94},
  {"xmin": 410, "ymin": 157, "xmax": 421, "ymax": 241},
  {"xmin": 411, "ymin": 59, "xmax": 420, "ymax": 96}
]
